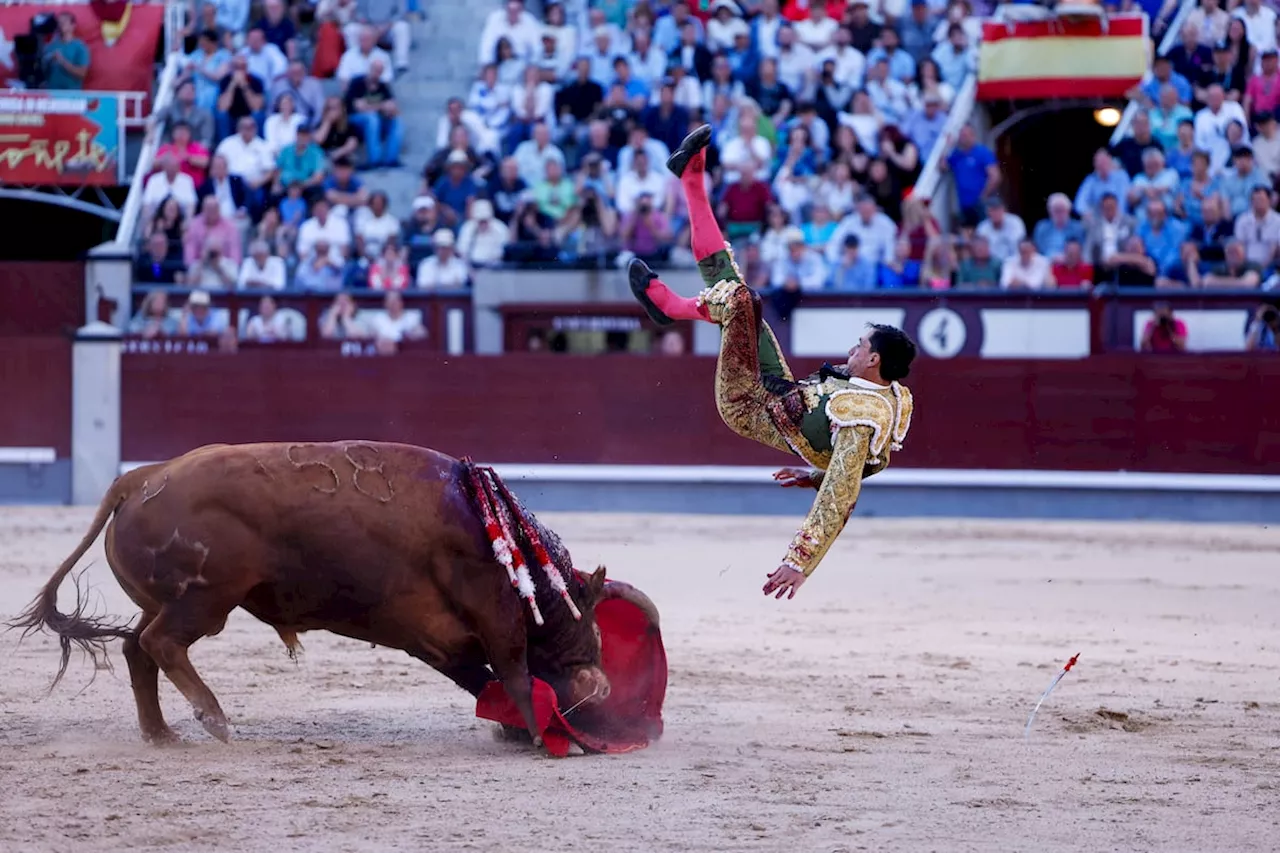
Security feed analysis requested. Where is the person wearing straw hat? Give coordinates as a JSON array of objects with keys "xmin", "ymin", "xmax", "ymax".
[{"xmin": 627, "ymin": 125, "xmax": 917, "ymax": 600}]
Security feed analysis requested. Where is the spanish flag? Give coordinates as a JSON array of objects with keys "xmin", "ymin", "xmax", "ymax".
[{"xmin": 977, "ymin": 12, "xmax": 1149, "ymax": 101}]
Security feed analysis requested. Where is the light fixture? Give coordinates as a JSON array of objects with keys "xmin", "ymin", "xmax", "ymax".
[{"xmin": 1093, "ymin": 107, "xmax": 1122, "ymax": 127}]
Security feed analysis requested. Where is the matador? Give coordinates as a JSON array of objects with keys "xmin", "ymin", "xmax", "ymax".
[{"xmin": 627, "ymin": 124, "xmax": 918, "ymax": 601}]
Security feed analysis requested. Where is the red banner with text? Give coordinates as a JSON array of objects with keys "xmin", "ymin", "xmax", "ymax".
[
  {"xmin": 0, "ymin": 3, "xmax": 163, "ymax": 106},
  {"xmin": 0, "ymin": 90, "xmax": 120, "ymax": 185}
]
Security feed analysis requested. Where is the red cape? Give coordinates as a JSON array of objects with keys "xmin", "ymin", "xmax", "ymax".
[{"xmin": 476, "ymin": 589, "xmax": 668, "ymax": 756}]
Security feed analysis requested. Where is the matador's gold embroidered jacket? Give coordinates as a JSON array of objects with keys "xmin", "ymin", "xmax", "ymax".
[{"xmin": 781, "ymin": 376, "xmax": 914, "ymax": 578}]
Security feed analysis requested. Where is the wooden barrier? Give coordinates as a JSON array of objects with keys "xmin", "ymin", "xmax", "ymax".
[
  {"xmin": 0, "ymin": 337, "xmax": 72, "ymax": 456},
  {"xmin": 0, "ymin": 263, "xmax": 86, "ymax": 336},
  {"xmin": 119, "ymin": 352, "xmax": 1280, "ymax": 475}
]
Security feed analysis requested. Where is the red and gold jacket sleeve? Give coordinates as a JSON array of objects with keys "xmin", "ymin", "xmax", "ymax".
[{"xmin": 781, "ymin": 389, "xmax": 899, "ymax": 578}]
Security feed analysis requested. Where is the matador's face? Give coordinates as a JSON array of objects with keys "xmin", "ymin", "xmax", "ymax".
[{"xmin": 846, "ymin": 335, "xmax": 879, "ymax": 379}]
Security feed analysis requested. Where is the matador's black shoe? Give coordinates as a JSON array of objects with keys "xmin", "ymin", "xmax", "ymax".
[
  {"xmin": 666, "ymin": 124, "xmax": 712, "ymax": 178},
  {"xmin": 628, "ymin": 257, "xmax": 674, "ymax": 327}
]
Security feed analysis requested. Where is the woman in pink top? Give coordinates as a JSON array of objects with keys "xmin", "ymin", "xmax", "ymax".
[
  {"xmin": 154, "ymin": 121, "xmax": 211, "ymax": 185},
  {"xmin": 368, "ymin": 241, "xmax": 410, "ymax": 291}
]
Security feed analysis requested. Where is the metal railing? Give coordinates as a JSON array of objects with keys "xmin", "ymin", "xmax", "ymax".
[
  {"xmin": 1109, "ymin": 0, "xmax": 1198, "ymax": 146},
  {"xmin": 112, "ymin": 50, "xmax": 183, "ymax": 250},
  {"xmin": 912, "ymin": 73, "xmax": 979, "ymax": 204}
]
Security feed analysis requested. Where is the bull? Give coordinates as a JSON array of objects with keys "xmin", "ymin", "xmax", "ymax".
[{"xmin": 10, "ymin": 441, "xmax": 658, "ymax": 752}]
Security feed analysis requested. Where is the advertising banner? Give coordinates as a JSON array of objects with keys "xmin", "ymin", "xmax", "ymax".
[
  {"xmin": 0, "ymin": 3, "xmax": 164, "ymax": 100},
  {"xmin": 0, "ymin": 90, "xmax": 119, "ymax": 184}
]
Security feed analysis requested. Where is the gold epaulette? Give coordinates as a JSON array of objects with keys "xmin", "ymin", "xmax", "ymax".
[
  {"xmin": 889, "ymin": 382, "xmax": 913, "ymax": 452},
  {"xmin": 826, "ymin": 389, "xmax": 898, "ymax": 464}
]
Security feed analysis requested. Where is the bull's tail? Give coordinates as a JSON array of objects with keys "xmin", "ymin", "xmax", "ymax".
[{"xmin": 7, "ymin": 471, "xmax": 141, "ymax": 690}]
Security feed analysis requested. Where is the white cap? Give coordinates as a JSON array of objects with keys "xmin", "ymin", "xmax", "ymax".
[
  {"xmin": 433, "ymin": 229, "xmax": 456, "ymax": 247},
  {"xmin": 188, "ymin": 289, "xmax": 211, "ymax": 306}
]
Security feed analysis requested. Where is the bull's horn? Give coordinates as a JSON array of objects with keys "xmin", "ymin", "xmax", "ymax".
[{"xmin": 600, "ymin": 580, "xmax": 661, "ymax": 631}]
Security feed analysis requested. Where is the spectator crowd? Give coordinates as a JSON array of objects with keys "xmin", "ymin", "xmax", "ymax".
[{"xmin": 128, "ymin": 0, "xmax": 1280, "ymax": 351}]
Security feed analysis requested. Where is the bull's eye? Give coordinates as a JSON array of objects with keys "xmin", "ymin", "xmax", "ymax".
[{"xmin": 593, "ymin": 623, "xmax": 602, "ymax": 651}]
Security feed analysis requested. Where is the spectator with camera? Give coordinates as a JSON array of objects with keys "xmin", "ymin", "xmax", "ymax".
[
  {"xmin": 188, "ymin": 242, "xmax": 239, "ymax": 289},
  {"xmin": 1246, "ymin": 303, "xmax": 1280, "ymax": 350},
  {"xmin": 620, "ymin": 191, "xmax": 674, "ymax": 263},
  {"xmin": 41, "ymin": 13, "xmax": 89, "ymax": 91},
  {"xmin": 1141, "ymin": 302, "xmax": 1188, "ymax": 353}
]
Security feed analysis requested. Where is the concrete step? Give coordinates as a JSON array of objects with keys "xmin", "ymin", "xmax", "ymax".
[{"xmin": 374, "ymin": 1, "xmax": 497, "ymax": 218}]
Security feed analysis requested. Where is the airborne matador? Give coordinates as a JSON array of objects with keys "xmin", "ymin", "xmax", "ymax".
[{"xmin": 628, "ymin": 124, "xmax": 918, "ymax": 601}]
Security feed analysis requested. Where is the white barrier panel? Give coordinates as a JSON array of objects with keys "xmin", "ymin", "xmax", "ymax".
[
  {"xmin": 1131, "ymin": 309, "xmax": 1251, "ymax": 353},
  {"xmin": 0, "ymin": 447, "xmax": 56, "ymax": 464},
  {"xmin": 980, "ymin": 309, "xmax": 1091, "ymax": 358},
  {"xmin": 790, "ymin": 307, "xmax": 909, "ymax": 356},
  {"xmin": 117, "ymin": 461, "xmax": 1280, "ymax": 493}
]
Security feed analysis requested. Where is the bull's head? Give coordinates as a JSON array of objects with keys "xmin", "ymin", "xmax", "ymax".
[{"xmin": 525, "ymin": 566, "xmax": 660, "ymax": 713}]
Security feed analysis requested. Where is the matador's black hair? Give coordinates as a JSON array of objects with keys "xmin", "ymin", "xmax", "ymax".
[{"xmin": 867, "ymin": 324, "xmax": 917, "ymax": 382}]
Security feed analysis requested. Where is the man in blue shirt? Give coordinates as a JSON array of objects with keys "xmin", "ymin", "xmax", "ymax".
[
  {"xmin": 829, "ymin": 235, "xmax": 878, "ymax": 291},
  {"xmin": 41, "ymin": 13, "xmax": 90, "ymax": 90},
  {"xmin": 1032, "ymin": 193, "xmax": 1087, "ymax": 260},
  {"xmin": 1074, "ymin": 149, "xmax": 1132, "ymax": 220},
  {"xmin": 866, "ymin": 28, "xmax": 917, "ymax": 84},
  {"xmin": 944, "ymin": 124, "xmax": 999, "ymax": 228},
  {"xmin": 904, "ymin": 93, "xmax": 948, "ymax": 158},
  {"xmin": 1139, "ymin": 56, "xmax": 1193, "ymax": 107},
  {"xmin": 1135, "ymin": 199, "xmax": 1188, "ymax": 275}
]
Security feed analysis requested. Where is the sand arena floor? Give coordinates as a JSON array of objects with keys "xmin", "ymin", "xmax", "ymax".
[{"xmin": 1, "ymin": 506, "xmax": 1278, "ymax": 852}]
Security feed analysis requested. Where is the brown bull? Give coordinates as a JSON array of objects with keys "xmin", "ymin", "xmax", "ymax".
[{"xmin": 11, "ymin": 441, "xmax": 655, "ymax": 751}]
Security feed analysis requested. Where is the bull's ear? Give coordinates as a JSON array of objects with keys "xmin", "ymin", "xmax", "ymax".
[{"xmin": 588, "ymin": 566, "xmax": 607, "ymax": 599}]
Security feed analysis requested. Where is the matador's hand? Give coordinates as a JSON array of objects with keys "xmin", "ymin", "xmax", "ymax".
[
  {"xmin": 772, "ymin": 467, "xmax": 817, "ymax": 489},
  {"xmin": 762, "ymin": 566, "xmax": 806, "ymax": 600}
]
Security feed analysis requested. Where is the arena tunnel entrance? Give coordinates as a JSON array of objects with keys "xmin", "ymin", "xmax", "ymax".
[{"xmin": 987, "ymin": 103, "xmax": 1120, "ymax": 227}]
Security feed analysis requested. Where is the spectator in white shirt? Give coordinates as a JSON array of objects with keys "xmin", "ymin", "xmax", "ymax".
[
  {"xmin": 263, "ymin": 92, "xmax": 304, "ymax": 157},
  {"xmin": 1194, "ymin": 84, "xmax": 1250, "ymax": 154},
  {"xmin": 477, "ymin": 0, "xmax": 541, "ymax": 64},
  {"xmin": 457, "ymin": 199, "xmax": 511, "ymax": 265},
  {"xmin": 1233, "ymin": 185, "xmax": 1280, "ymax": 268},
  {"xmin": 720, "ymin": 105, "xmax": 773, "ymax": 182},
  {"xmin": 215, "ymin": 115, "xmax": 275, "ymax": 202},
  {"xmin": 243, "ymin": 295, "xmax": 302, "ymax": 341},
  {"xmin": 706, "ymin": 0, "xmax": 749, "ymax": 52},
  {"xmin": 297, "ymin": 199, "xmax": 352, "ymax": 264},
  {"xmin": 507, "ymin": 64, "xmax": 556, "ymax": 150},
  {"xmin": 368, "ymin": 290, "xmax": 427, "ymax": 346},
  {"xmin": 627, "ymin": 29, "xmax": 667, "ymax": 87},
  {"xmin": 775, "ymin": 25, "xmax": 817, "ymax": 96},
  {"xmin": 772, "ymin": 226, "xmax": 829, "ymax": 290},
  {"xmin": 616, "ymin": 150, "xmax": 670, "ymax": 215},
  {"xmin": 1233, "ymin": 0, "xmax": 1278, "ymax": 70},
  {"xmin": 336, "ymin": 26, "xmax": 394, "ymax": 87},
  {"xmin": 616, "ymin": 126, "xmax": 672, "ymax": 178},
  {"xmin": 794, "ymin": 0, "xmax": 840, "ymax": 52},
  {"xmin": 975, "ymin": 197, "xmax": 1028, "ymax": 263},
  {"xmin": 1000, "ymin": 239, "xmax": 1055, "ymax": 290},
  {"xmin": 512, "ymin": 121, "xmax": 566, "ymax": 188},
  {"xmin": 817, "ymin": 26, "xmax": 866, "ymax": 89},
  {"xmin": 416, "ymin": 229, "xmax": 471, "ymax": 289},
  {"xmin": 143, "ymin": 152, "xmax": 198, "ymax": 218},
  {"xmin": 240, "ymin": 28, "xmax": 287, "ymax": 88},
  {"xmin": 238, "ymin": 240, "xmax": 288, "ymax": 290},
  {"xmin": 826, "ymin": 194, "xmax": 898, "ymax": 265},
  {"xmin": 354, "ymin": 191, "xmax": 402, "ymax": 258}
]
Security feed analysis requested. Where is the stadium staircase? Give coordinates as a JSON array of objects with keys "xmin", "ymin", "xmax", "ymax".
[{"xmin": 355, "ymin": 0, "xmax": 496, "ymax": 216}]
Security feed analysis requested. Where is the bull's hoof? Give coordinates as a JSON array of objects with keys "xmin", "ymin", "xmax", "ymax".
[
  {"xmin": 195, "ymin": 710, "xmax": 230, "ymax": 743},
  {"xmin": 492, "ymin": 724, "xmax": 533, "ymax": 744},
  {"xmin": 143, "ymin": 727, "xmax": 182, "ymax": 747}
]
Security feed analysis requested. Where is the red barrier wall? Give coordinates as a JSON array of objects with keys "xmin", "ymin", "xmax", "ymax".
[
  {"xmin": 0, "ymin": 263, "xmax": 84, "ymax": 335},
  {"xmin": 0, "ymin": 337, "xmax": 72, "ymax": 455},
  {"xmin": 120, "ymin": 353, "xmax": 1280, "ymax": 474}
]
